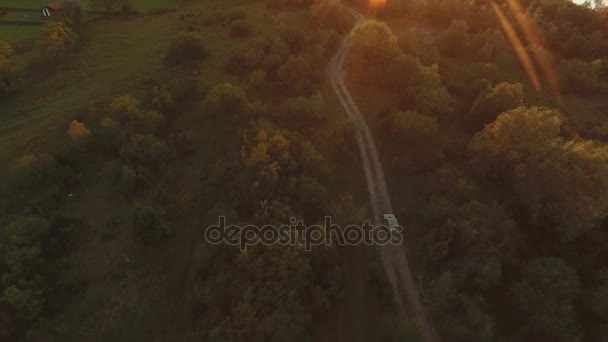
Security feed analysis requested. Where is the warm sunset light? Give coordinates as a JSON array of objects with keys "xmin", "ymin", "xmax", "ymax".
[
  {"xmin": 369, "ymin": 0, "xmax": 387, "ymax": 10},
  {"xmin": 506, "ymin": 0, "xmax": 562, "ymax": 102},
  {"xmin": 1, "ymin": 0, "xmax": 606, "ymax": 341},
  {"xmin": 490, "ymin": 0, "xmax": 542, "ymax": 91}
]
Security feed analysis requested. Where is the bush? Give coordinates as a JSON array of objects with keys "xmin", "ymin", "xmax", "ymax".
[{"xmin": 165, "ymin": 32, "xmax": 208, "ymax": 65}]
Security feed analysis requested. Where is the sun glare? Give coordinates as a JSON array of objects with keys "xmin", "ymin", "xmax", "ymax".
[
  {"xmin": 490, "ymin": 0, "xmax": 542, "ymax": 92},
  {"xmin": 369, "ymin": 0, "xmax": 387, "ymax": 10}
]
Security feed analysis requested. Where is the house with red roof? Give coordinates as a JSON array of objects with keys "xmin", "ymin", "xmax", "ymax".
[{"xmin": 41, "ymin": 1, "xmax": 62, "ymax": 17}]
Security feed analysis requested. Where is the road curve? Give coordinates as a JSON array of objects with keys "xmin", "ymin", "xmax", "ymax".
[{"xmin": 327, "ymin": 4, "xmax": 440, "ymax": 342}]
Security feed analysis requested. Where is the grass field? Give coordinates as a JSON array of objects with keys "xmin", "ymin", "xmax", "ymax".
[
  {"xmin": 0, "ymin": 0, "xmax": 177, "ymax": 44},
  {"xmin": 0, "ymin": 23, "xmax": 42, "ymax": 42},
  {"xmin": 1, "ymin": 0, "xmax": 176, "ymax": 10},
  {"xmin": 0, "ymin": 14, "xmax": 179, "ymax": 163}
]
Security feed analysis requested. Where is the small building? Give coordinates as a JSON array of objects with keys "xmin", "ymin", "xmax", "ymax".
[{"xmin": 41, "ymin": 1, "xmax": 62, "ymax": 17}]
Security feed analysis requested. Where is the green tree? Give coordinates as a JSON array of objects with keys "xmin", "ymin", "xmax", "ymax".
[
  {"xmin": 384, "ymin": 110, "xmax": 439, "ymax": 145},
  {"xmin": 468, "ymin": 81, "xmax": 524, "ymax": 129},
  {"xmin": 120, "ymin": 134, "xmax": 170, "ymax": 168},
  {"xmin": 470, "ymin": 107, "xmax": 608, "ymax": 240},
  {"xmin": 44, "ymin": 21, "xmax": 78, "ymax": 58},
  {"xmin": 132, "ymin": 205, "xmax": 170, "ymax": 242},
  {"xmin": 54, "ymin": 0, "xmax": 86, "ymax": 32},
  {"xmin": 96, "ymin": 117, "xmax": 122, "ymax": 150},
  {"xmin": 509, "ymin": 257, "xmax": 581, "ymax": 341},
  {"xmin": 0, "ymin": 41, "xmax": 12, "ymax": 72},
  {"xmin": 403, "ymin": 63, "xmax": 452, "ymax": 116},
  {"xmin": 435, "ymin": 20, "xmax": 470, "ymax": 56},
  {"xmin": 203, "ymin": 83, "xmax": 248, "ymax": 116},
  {"xmin": 348, "ymin": 20, "xmax": 400, "ymax": 84}
]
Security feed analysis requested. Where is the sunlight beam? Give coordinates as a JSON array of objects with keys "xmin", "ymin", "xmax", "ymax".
[
  {"xmin": 490, "ymin": 0, "xmax": 542, "ymax": 92},
  {"xmin": 506, "ymin": 0, "xmax": 562, "ymax": 102}
]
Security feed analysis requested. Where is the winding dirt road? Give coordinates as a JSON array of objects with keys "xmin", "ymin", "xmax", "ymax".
[{"xmin": 328, "ymin": 4, "xmax": 439, "ymax": 342}]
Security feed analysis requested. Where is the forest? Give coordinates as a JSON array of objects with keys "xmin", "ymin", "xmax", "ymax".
[{"xmin": 0, "ymin": 0, "xmax": 607, "ymax": 341}]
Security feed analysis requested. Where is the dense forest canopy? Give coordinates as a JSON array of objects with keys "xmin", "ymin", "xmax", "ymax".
[{"xmin": 0, "ymin": 0, "xmax": 607, "ymax": 340}]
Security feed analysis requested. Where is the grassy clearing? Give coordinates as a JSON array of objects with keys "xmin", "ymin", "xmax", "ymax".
[
  {"xmin": 0, "ymin": 14, "xmax": 178, "ymax": 163},
  {"xmin": 0, "ymin": 0, "xmax": 176, "ymax": 44},
  {"xmin": 0, "ymin": 24, "xmax": 43, "ymax": 42}
]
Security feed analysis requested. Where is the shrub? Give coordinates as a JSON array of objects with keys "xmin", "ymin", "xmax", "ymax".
[{"xmin": 165, "ymin": 32, "xmax": 208, "ymax": 65}]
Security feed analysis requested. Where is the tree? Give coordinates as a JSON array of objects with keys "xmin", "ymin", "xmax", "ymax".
[
  {"xmin": 96, "ymin": 117, "xmax": 122, "ymax": 150},
  {"xmin": 285, "ymin": 92, "xmax": 325, "ymax": 122},
  {"xmin": 0, "ymin": 41, "xmax": 18, "ymax": 97},
  {"xmin": 384, "ymin": 53, "xmax": 422, "ymax": 90},
  {"xmin": 54, "ymin": 0, "xmax": 86, "ymax": 32},
  {"xmin": 435, "ymin": 20, "xmax": 470, "ymax": 56},
  {"xmin": 165, "ymin": 32, "xmax": 208, "ymax": 65},
  {"xmin": 403, "ymin": 63, "xmax": 452, "ymax": 116},
  {"xmin": 509, "ymin": 257, "xmax": 581, "ymax": 341},
  {"xmin": 44, "ymin": 21, "xmax": 78, "ymax": 57},
  {"xmin": 90, "ymin": 0, "xmax": 127, "ymax": 12},
  {"xmin": 468, "ymin": 82, "xmax": 524, "ymax": 129},
  {"xmin": 132, "ymin": 205, "xmax": 170, "ymax": 242},
  {"xmin": 109, "ymin": 94, "xmax": 140, "ymax": 116},
  {"xmin": 329, "ymin": 193, "xmax": 367, "ymax": 225},
  {"xmin": 428, "ymin": 273, "xmax": 495, "ymax": 342},
  {"xmin": 470, "ymin": 107, "xmax": 608, "ymax": 241},
  {"xmin": 348, "ymin": 20, "xmax": 400, "ymax": 84},
  {"xmin": 0, "ymin": 41, "xmax": 12, "ymax": 72},
  {"xmin": 67, "ymin": 120, "xmax": 90, "ymax": 142},
  {"xmin": 383, "ymin": 110, "xmax": 439, "ymax": 145},
  {"xmin": 120, "ymin": 134, "xmax": 170, "ymax": 168},
  {"xmin": 203, "ymin": 83, "xmax": 248, "ymax": 116}
]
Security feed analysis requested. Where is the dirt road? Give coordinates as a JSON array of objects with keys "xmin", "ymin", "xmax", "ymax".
[{"xmin": 327, "ymin": 4, "xmax": 439, "ymax": 341}]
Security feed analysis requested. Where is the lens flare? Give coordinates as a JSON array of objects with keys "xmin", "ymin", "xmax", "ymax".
[
  {"xmin": 490, "ymin": 0, "xmax": 542, "ymax": 92},
  {"xmin": 505, "ymin": 0, "xmax": 562, "ymax": 102}
]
